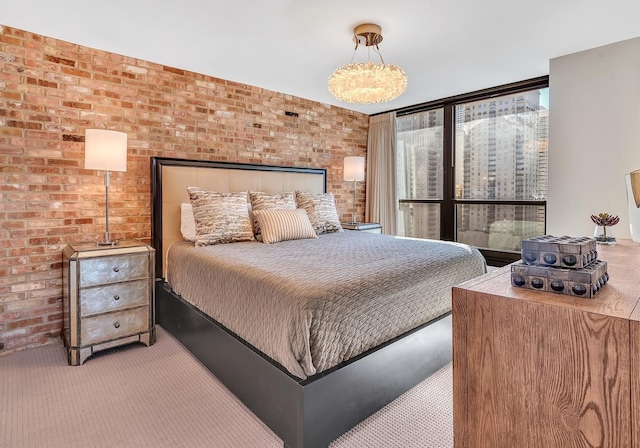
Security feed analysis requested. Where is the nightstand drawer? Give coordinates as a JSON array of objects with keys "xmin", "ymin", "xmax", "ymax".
[
  {"xmin": 81, "ymin": 307, "xmax": 149, "ymax": 345},
  {"xmin": 80, "ymin": 253, "xmax": 149, "ymax": 287},
  {"xmin": 80, "ymin": 279, "xmax": 149, "ymax": 317}
]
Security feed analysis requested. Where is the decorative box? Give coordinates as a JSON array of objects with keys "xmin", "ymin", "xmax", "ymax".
[
  {"xmin": 511, "ymin": 259, "xmax": 609, "ymax": 298},
  {"xmin": 521, "ymin": 235, "xmax": 597, "ymax": 269}
]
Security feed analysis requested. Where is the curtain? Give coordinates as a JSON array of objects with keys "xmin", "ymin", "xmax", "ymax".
[{"xmin": 365, "ymin": 112, "xmax": 397, "ymax": 235}]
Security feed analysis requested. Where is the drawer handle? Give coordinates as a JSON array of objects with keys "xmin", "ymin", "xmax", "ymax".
[
  {"xmin": 113, "ymin": 295, "xmax": 120, "ymax": 301},
  {"xmin": 114, "ymin": 322, "xmax": 120, "ymax": 329},
  {"xmin": 113, "ymin": 267, "xmax": 120, "ymax": 273}
]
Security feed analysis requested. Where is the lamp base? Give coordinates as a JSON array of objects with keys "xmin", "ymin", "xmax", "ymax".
[{"xmin": 96, "ymin": 240, "xmax": 119, "ymax": 246}]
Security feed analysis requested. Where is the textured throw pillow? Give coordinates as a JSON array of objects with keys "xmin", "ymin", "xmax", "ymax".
[
  {"xmin": 295, "ymin": 191, "xmax": 343, "ymax": 235},
  {"xmin": 180, "ymin": 203, "xmax": 197, "ymax": 242},
  {"xmin": 187, "ymin": 188, "xmax": 254, "ymax": 247},
  {"xmin": 248, "ymin": 191, "xmax": 296, "ymax": 240},
  {"xmin": 252, "ymin": 208, "xmax": 318, "ymax": 244}
]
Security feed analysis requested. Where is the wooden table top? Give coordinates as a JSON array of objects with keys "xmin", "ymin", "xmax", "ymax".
[{"xmin": 456, "ymin": 239, "xmax": 640, "ymax": 321}]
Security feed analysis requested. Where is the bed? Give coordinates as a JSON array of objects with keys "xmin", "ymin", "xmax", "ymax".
[{"xmin": 151, "ymin": 157, "xmax": 486, "ymax": 448}]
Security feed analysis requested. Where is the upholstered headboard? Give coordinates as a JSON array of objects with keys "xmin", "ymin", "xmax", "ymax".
[{"xmin": 151, "ymin": 157, "xmax": 327, "ymax": 278}]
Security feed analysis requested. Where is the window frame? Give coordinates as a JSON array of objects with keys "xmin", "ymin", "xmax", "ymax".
[{"xmin": 389, "ymin": 76, "xmax": 549, "ymax": 266}]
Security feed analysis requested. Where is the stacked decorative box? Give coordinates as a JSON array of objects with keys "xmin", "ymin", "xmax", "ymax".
[{"xmin": 511, "ymin": 235, "xmax": 609, "ymax": 298}]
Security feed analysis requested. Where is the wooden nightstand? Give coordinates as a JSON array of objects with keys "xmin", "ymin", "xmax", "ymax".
[
  {"xmin": 62, "ymin": 240, "xmax": 155, "ymax": 365},
  {"xmin": 342, "ymin": 222, "xmax": 382, "ymax": 234}
]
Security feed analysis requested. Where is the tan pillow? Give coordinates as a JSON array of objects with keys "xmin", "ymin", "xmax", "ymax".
[
  {"xmin": 295, "ymin": 191, "xmax": 343, "ymax": 235},
  {"xmin": 187, "ymin": 188, "xmax": 254, "ymax": 247},
  {"xmin": 252, "ymin": 208, "xmax": 318, "ymax": 244},
  {"xmin": 248, "ymin": 191, "xmax": 296, "ymax": 240}
]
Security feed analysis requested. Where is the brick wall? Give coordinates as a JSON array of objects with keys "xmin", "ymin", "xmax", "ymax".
[{"xmin": 0, "ymin": 25, "xmax": 369, "ymax": 355}]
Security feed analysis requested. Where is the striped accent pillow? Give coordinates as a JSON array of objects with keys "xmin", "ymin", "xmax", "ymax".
[
  {"xmin": 252, "ymin": 208, "xmax": 318, "ymax": 244},
  {"xmin": 248, "ymin": 191, "xmax": 296, "ymax": 240}
]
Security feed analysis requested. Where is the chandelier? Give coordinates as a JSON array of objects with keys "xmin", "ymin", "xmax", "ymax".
[{"xmin": 328, "ymin": 23, "xmax": 407, "ymax": 105}]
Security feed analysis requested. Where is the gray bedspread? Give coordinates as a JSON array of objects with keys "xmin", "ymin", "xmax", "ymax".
[{"xmin": 166, "ymin": 231, "xmax": 486, "ymax": 379}]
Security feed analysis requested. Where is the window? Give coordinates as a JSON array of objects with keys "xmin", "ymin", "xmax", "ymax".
[
  {"xmin": 394, "ymin": 77, "xmax": 548, "ymax": 265},
  {"xmin": 397, "ymin": 109, "xmax": 444, "ymax": 240}
]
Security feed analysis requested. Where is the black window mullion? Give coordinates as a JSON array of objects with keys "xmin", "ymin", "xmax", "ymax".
[
  {"xmin": 384, "ymin": 76, "xmax": 549, "ymax": 118},
  {"xmin": 441, "ymin": 104, "xmax": 455, "ymax": 241}
]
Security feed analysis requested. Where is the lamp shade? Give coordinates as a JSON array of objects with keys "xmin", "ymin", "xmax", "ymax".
[
  {"xmin": 84, "ymin": 129, "xmax": 128, "ymax": 172},
  {"xmin": 344, "ymin": 156, "xmax": 365, "ymax": 181}
]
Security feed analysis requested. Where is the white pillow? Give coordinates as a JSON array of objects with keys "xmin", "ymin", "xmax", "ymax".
[{"xmin": 180, "ymin": 203, "xmax": 197, "ymax": 242}]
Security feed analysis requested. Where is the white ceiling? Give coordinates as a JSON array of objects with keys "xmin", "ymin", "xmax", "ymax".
[{"xmin": 3, "ymin": 0, "xmax": 640, "ymax": 115}]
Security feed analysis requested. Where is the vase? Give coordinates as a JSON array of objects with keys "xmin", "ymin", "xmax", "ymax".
[
  {"xmin": 593, "ymin": 224, "xmax": 616, "ymax": 245},
  {"xmin": 626, "ymin": 172, "xmax": 640, "ymax": 243}
]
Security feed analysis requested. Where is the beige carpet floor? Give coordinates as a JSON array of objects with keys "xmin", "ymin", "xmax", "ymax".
[{"xmin": 0, "ymin": 326, "xmax": 453, "ymax": 448}]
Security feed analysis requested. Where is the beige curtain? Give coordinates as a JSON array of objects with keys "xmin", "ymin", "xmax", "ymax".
[{"xmin": 365, "ymin": 112, "xmax": 397, "ymax": 235}]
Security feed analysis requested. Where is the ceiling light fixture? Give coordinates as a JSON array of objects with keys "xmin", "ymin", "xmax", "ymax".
[{"xmin": 328, "ymin": 23, "xmax": 407, "ymax": 105}]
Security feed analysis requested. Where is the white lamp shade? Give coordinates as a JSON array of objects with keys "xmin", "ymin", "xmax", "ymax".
[
  {"xmin": 344, "ymin": 156, "xmax": 365, "ymax": 181},
  {"xmin": 84, "ymin": 129, "xmax": 128, "ymax": 172}
]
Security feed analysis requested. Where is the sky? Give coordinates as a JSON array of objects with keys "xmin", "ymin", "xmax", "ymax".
[{"xmin": 540, "ymin": 88, "xmax": 550, "ymax": 110}]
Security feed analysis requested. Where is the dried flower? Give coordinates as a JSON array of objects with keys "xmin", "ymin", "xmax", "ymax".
[{"xmin": 590, "ymin": 213, "xmax": 620, "ymax": 227}]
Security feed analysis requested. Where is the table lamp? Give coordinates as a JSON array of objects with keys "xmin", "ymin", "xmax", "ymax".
[
  {"xmin": 343, "ymin": 156, "xmax": 365, "ymax": 224},
  {"xmin": 84, "ymin": 129, "xmax": 128, "ymax": 246}
]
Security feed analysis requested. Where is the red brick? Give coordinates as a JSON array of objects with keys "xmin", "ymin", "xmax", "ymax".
[
  {"xmin": 60, "ymin": 67, "xmax": 90, "ymax": 78},
  {"xmin": 7, "ymin": 317, "xmax": 43, "ymax": 330},
  {"xmin": 61, "ymin": 101, "xmax": 91, "ymax": 110},
  {"xmin": 30, "ymin": 322, "xmax": 61, "ymax": 334},
  {"xmin": 0, "ymin": 34, "xmax": 21, "ymax": 45},
  {"xmin": 43, "ymin": 54, "xmax": 76, "ymax": 67}
]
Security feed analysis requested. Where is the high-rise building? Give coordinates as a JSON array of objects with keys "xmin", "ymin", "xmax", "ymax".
[
  {"xmin": 396, "ymin": 89, "xmax": 548, "ymax": 250},
  {"xmin": 456, "ymin": 90, "xmax": 547, "ymax": 249}
]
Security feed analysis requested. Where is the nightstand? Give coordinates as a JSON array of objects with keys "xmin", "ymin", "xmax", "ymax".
[
  {"xmin": 62, "ymin": 240, "xmax": 155, "ymax": 365},
  {"xmin": 342, "ymin": 222, "xmax": 382, "ymax": 234}
]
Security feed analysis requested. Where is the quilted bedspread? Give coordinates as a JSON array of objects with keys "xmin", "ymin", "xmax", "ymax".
[{"xmin": 166, "ymin": 231, "xmax": 486, "ymax": 379}]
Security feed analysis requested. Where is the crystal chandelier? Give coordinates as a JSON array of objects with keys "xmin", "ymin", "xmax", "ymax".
[{"xmin": 328, "ymin": 23, "xmax": 407, "ymax": 105}]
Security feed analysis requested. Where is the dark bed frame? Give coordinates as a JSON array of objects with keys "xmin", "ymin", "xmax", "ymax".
[{"xmin": 151, "ymin": 157, "xmax": 453, "ymax": 448}]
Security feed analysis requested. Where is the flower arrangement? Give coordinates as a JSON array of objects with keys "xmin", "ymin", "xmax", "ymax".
[{"xmin": 591, "ymin": 212, "xmax": 619, "ymax": 245}]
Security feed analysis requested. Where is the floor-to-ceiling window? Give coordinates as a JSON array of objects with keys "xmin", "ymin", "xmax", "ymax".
[{"xmin": 395, "ymin": 77, "xmax": 548, "ymax": 265}]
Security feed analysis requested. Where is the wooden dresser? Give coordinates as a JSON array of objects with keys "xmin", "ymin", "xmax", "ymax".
[
  {"xmin": 62, "ymin": 240, "xmax": 155, "ymax": 365},
  {"xmin": 452, "ymin": 239, "xmax": 640, "ymax": 447}
]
